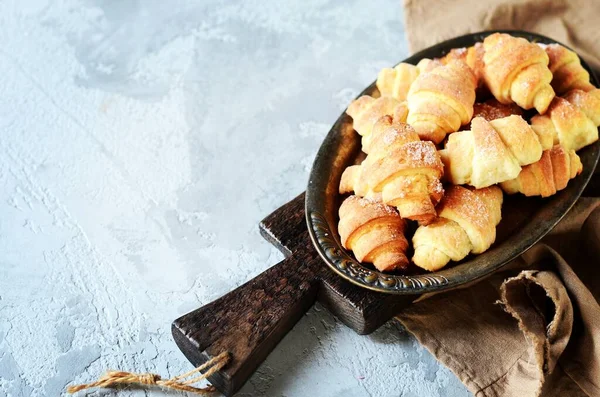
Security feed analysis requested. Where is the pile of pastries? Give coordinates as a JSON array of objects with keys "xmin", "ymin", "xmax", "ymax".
[{"xmin": 338, "ymin": 33, "xmax": 599, "ymax": 273}]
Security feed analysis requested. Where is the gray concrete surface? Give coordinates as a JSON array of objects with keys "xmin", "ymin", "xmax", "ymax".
[{"xmin": 0, "ymin": 1, "xmax": 472, "ymax": 396}]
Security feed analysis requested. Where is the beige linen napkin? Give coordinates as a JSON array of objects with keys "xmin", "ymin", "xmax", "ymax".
[
  {"xmin": 396, "ymin": 199, "xmax": 600, "ymax": 397},
  {"xmin": 403, "ymin": 0, "xmax": 600, "ymax": 69}
]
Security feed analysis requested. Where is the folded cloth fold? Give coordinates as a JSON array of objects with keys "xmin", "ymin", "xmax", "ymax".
[
  {"xmin": 396, "ymin": 199, "xmax": 600, "ymax": 397},
  {"xmin": 402, "ymin": 0, "xmax": 600, "ymax": 70}
]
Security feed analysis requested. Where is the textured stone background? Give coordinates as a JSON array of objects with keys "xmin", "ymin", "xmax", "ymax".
[{"xmin": 0, "ymin": 1, "xmax": 471, "ymax": 396}]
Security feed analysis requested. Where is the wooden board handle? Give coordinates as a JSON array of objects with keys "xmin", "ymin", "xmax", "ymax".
[{"xmin": 172, "ymin": 254, "xmax": 319, "ymax": 396}]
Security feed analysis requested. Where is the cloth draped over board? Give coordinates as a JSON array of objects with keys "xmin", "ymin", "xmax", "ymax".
[{"xmin": 398, "ymin": 1, "xmax": 600, "ymax": 396}]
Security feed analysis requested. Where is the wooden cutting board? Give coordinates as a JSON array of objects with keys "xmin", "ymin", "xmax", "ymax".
[
  {"xmin": 172, "ymin": 174, "xmax": 600, "ymax": 396},
  {"xmin": 171, "ymin": 193, "xmax": 416, "ymax": 396}
]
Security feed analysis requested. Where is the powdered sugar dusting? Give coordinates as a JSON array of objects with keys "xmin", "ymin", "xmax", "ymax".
[
  {"xmin": 444, "ymin": 187, "xmax": 494, "ymax": 231},
  {"xmin": 471, "ymin": 118, "xmax": 504, "ymax": 160},
  {"xmin": 403, "ymin": 141, "xmax": 440, "ymax": 167},
  {"xmin": 356, "ymin": 196, "xmax": 398, "ymax": 215},
  {"xmin": 453, "ymin": 47, "xmax": 467, "ymax": 55},
  {"xmin": 430, "ymin": 179, "xmax": 444, "ymax": 195},
  {"xmin": 383, "ymin": 128, "xmax": 401, "ymax": 145},
  {"xmin": 346, "ymin": 195, "xmax": 398, "ymax": 216}
]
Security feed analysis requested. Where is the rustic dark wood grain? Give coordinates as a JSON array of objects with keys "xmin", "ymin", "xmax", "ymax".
[{"xmin": 172, "ymin": 193, "xmax": 415, "ymax": 396}]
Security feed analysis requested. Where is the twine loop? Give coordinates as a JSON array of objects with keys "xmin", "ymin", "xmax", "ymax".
[{"xmin": 67, "ymin": 351, "xmax": 230, "ymax": 395}]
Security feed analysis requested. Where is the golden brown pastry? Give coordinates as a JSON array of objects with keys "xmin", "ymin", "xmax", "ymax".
[
  {"xmin": 340, "ymin": 116, "xmax": 444, "ymax": 224},
  {"xmin": 376, "ymin": 59, "xmax": 443, "ymax": 101},
  {"xmin": 500, "ymin": 145, "xmax": 583, "ymax": 197},
  {"xmin": 483, "ymin": 33, "xmax": 555, "ymax": 113},
  {"xmin": 439, "ymin": 115, "xmax": 543, "ymax": 188},
  {"xmin": 541, "ymin": 43, "xmax": 594, "ymax": 95},
  {"xmin": 339, "ymin": 164, "xmax": 380, "ymax": 201},
  {"xmin": 471, "ymin": 99, "xmax": 523, "ymax": 123},
  {"xmin": 440, "ymin": 43, "xmax": 485, "ymax": 90},
  {"xmin": 346, "ymin": 95, "xmax": 405, "ymax": 153},
  {"xmin": 393, "ymin": 101, "xmax": 409, "ymax": 123},
  {"xmin": 338, "ymin": 195, "xmax": 409, "ymax": 272},
  {"xmin": 530, "ymin": 88, "xmax": 600, "ymax": 151},
  {"xmin": 377, "ymin": 63, "xmax": 420, "ymax": 102},
  {"xmin": 412, "ymin": 185, "xmax": 503, "ymax": 271},
  {"xmin": 415, "ymin": 58, "xmax": 444, "ymax": 73},
  {"xmin": 406, "ymin": 60, "xmax": 477, "ymax": 143}
]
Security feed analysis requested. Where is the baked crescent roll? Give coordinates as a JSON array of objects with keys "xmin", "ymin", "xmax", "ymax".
[
  {"xmin": 346, "ymin": 95, "xmax": 405, "ymax": 153},
  {"xmin": 406, "ymin": 60, "xmax": 477, "ymax": 143},
  {"xmin": 340, "ymin": 116, "xmax": 444, "ymax": 224},
  {"xmin": 339, "ymin": 164, "xmax": 377, "ymax": 200},
  {"xmin": 338, "ymin": 195, "xmax": 409, "ymax": 272},
  {"xmin": 500, "ymin": 145, "xmax": 583, "ymax": 197},
  {"xmin": 377, "ymin": 63, "xmax": 420, "ymax": 102},
  {"xmin": 364, "ymin": 117, "xmax": 444, "ymax": 224},
  {"xmin": 439, "ymin": 115, "xmax": 543, "ymax": 188},
  {"xmin": 412, "ymin": 185, "xmax": 503, "ymax": 271},
  {"xmin": 483, "ymin": 33, "xmax": 555, "ymax": 114},
  {"xmin": 530, "ymin": 88, "xmax": 600, "ymax": 151},
  {"xmin": 393, "ymin": 101, "xmax": 409, "ymax": 123},
  {"xmin": 376, "ymin": 59, "xmax": 444, "ymax": 101},
  {"xmin": 440, "ymin": 42, "xmax": 485, "ymax": 91},
  {"xmin": 541, "ymin": 43, "xmax": 594, "ymax": 95}
]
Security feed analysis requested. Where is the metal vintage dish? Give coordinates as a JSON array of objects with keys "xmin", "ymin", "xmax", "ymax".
[{"xmin": 306, "ymin": 30, "xmax": 600, "ymax": 295}]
